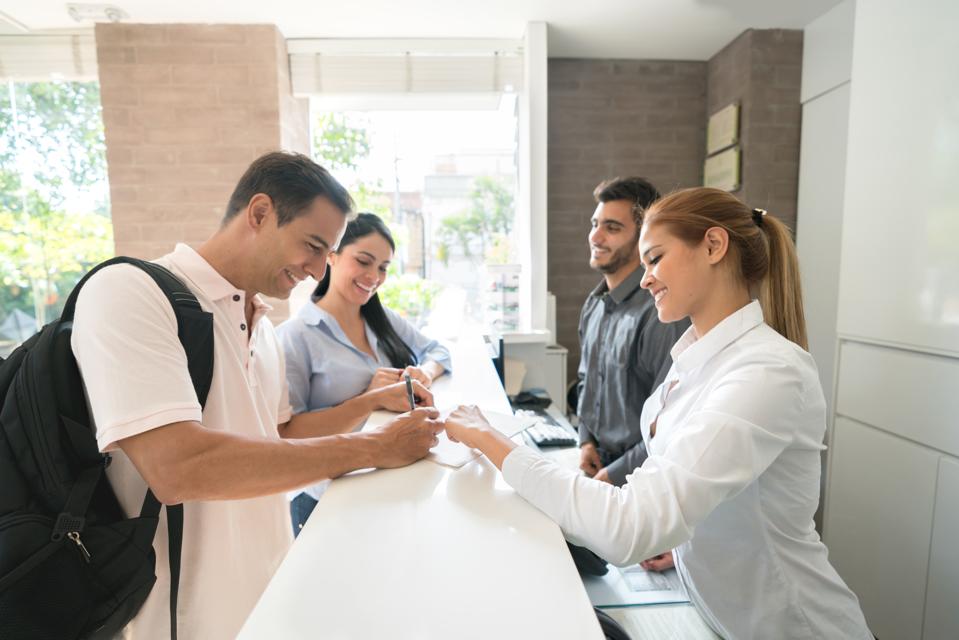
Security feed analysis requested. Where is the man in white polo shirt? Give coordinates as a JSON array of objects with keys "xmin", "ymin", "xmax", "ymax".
[{"xmin": 71, "ymin": 152, "xmax": 443, "ymax": 640}]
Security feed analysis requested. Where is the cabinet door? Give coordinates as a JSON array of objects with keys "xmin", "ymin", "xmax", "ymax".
[
  {"xmin": 824, "ymin": 417, "xmax": 939, "ymax": 640},
  {"xmin": 923, "ymin": 456, "xmax": 959, "ymax": 640}
]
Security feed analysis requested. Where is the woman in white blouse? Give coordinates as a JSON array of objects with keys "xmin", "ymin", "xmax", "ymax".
[
  {"xmin": 445, "ymin": 188, "xmax": 873, "ymax": 639},
  {"xmin": 277, "ymin": 213, "xmax": 450, "ymax": 534}
]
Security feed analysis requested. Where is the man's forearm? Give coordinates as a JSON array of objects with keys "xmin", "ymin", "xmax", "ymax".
[
  {"xmin": 279, "ymin": 393, "xmax": 379, "ymax": 439},
  {"xmin": 120, "ymin": 420, "xmax": 383, "ymax": 504}
]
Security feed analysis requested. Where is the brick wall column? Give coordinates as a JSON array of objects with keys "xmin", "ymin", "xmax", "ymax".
[
  {"xmin": 707, "ymin": 29, "xmax": 803, "ymax": 230},
  {"xmin": 547, "ymin": 59, "xmax": 707, "ymax": 379},
  {"xmin": 95, "ymin": 23, "xmax": 308, "ymax": 316}
]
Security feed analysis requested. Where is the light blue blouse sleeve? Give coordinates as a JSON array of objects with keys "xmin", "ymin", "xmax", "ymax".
[
  {"xmin": 275, "ymin": 318, "xmax": 314, "ymax": 415},
  {"xmin": 383, "ymin": 307, "xmax": 452, "ymax": 372}
]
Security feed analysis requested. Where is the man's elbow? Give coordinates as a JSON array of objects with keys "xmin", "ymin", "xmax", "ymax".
[
  {"xmin": 116, "ymin": 424, "xmax": 200, "ymax": 505},
  {"xmin": 149, "ymin": 481, "xmax": 185, "ymax": 506},
  {"xmin": 139, "ymin": 463, "xmax": 191, "ymax": 505}
]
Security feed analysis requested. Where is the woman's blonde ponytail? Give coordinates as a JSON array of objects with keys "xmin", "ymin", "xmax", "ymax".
[{"xmin": 642, "ymin": 188, "xmax": 809, "ymax": 350}]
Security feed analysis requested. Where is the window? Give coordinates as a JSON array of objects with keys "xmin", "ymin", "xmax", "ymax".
[
  {"xmin": 305, "ymin": 104, "xmax": 519, "ymax": 338},
  {"xmin": 286, "ymin": 34, "xmax": 549, "ymax": 338},
  {"xmin": 0, "ymin": 79, "xmax": 112, "ymax": 356}
]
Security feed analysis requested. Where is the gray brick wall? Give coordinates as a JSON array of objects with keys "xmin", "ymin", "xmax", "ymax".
[
  {"xmin": 707, "ymin": 29, "xmax": 803, "ymax": 231},
  {"xmin": 547, "ymin": 59, "xmax": 707, "ymax": 381}
]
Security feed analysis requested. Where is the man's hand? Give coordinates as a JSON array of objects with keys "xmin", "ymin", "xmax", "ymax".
[
  {"xmin": 593, "ymin": 467, "xmax": 612, "ymax": 484},
  {"xmin": 640, "ymin": 551, "xmax": 675, "ymax": 573},
  {"xmin": 580, "ymin": 442, "xmax": 602, "ymax": 477},
  {"xmin": 402, "ymin": 365, "xmax": 433, "ymax": 388},
  {"xmin": 372, "ymin": 407, "xmax": 444, "ymax": 468},
  {"xmin": 367, "ymin": 378, "xmax": 434, "ymax": 412},
  {"xmin": 367, "ymin": 367, "xmax": 402, "ymax": 392}
]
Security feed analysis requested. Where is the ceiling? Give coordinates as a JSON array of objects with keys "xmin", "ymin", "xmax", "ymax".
[{"xmin": 0, "ymin": 0, "xmax": 840, "ymax": 60}]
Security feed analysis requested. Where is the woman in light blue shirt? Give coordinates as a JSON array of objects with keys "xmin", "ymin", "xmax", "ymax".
[{"xmin": 277, "ymin": 213, "xmax": 451, "ymax": 534}]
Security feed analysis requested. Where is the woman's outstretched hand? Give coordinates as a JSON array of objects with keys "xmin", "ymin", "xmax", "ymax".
[
  {"xmin": 443, "ymin": 405, "xmax": 491, "ymax": 448},
  {"xmin": 444, "ymin": 405, "xmax": 519, "ymax": 469}
]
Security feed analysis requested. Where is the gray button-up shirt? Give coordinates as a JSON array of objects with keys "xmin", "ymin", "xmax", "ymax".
[{"xmin": 576, "ymin": 265, "xmax": 689, "ymax": 485}]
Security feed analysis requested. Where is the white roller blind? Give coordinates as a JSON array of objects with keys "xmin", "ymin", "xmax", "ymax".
[
  {"xmin": 288, "ymin": 39, "xmax": 523, "ymax": 97},
  {"xmin": 0, "ymin": 34, "xmax": 97, "ymax": 82}
]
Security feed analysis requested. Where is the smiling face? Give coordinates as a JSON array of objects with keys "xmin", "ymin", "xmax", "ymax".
[
  {"xmin": 249, "ymin": 195, "xmax": 347, "ymax": 299},
  {"xmin": 327, "ymin": 231, "xmax": 393, "ymax": 306},
  {"xmin": 588, "ymin": 199, "xmax": 641, "ymax": 276},
  {"xmin": 638, "ymin": 221, "xmax": 716, "ymax": 324}
]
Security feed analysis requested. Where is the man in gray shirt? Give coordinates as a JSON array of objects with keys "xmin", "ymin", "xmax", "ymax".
[{"xmin": 577, "ymin": 176, "xmax": 689, "ymax": 486}]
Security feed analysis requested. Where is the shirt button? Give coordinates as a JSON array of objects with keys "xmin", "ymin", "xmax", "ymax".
[
  {"xmin": 240, "ymin": 323, "xmax": 247, "ymax": 331},
  {"xmin": 233, "ymin": 294, "xmax": 240, "ymax": 302}
]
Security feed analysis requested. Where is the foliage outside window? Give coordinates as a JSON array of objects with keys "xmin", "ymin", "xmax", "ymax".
[
  {"xmin": 310, "ymin": 108, "xmax": 518, "ymax": 335},
  {"xmin": 0, "ymin": 81, "xmax": 113, "ymax": 355}
]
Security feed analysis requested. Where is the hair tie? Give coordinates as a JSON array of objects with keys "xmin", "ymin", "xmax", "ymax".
[{"xmin": 752, "ymin": 208, "xmax": 767, "ymax": 227}]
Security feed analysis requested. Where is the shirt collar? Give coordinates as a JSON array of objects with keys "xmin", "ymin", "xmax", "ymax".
[
  {"xmin": 297, "ymin": 300, "xmax": 327, "ymax": 327},
  {"xmin": 167, "ymin": 243, "xmax": 272, "ymax": 314},
  {"xmin": 670, "ymin": 300, "xmax": 765, "ymax": 376},
  {"xmin": 589, "ymin": 264, "xmax": 646, "ymax": 305},
  {"xmin": 297, "ymin": 301, "xmax": 382, "ymax": 361}
]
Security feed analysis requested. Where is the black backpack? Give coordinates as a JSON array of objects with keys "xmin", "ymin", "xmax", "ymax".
[{"xmin": 0, "ymin": 257, "xmax": 214, "ymax": 639}]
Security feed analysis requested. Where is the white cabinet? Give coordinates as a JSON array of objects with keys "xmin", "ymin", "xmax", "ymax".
[
  {"xmin": 824, "ymin": 417, "xmax": 939, "ymax": 640},
  {"xmin": 923, "ymin": 456, "xmax": 959, "ymax": 640}
]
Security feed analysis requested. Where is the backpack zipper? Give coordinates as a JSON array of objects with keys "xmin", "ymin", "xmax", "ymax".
[
  {"xmin": 67, "ymin": 531, "xmax": 92, "ymax": 563},
  {"xmin": 0, "ymin": 513, "xmax": 52, "ymax": 532},
  {"xmin": 0, "ymin": 514, "xmax": 90, "ymax": 562},
  {"xmin": 16, "ymin": 367, "xmax": 60, "ymax": 493}
]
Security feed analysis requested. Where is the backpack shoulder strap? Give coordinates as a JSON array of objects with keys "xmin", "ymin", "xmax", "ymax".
[
  {"xmin": 62, "ymin": 257, "xmax": 214, "ymax": 407},
  {"xmin": 65, "ymin": 256, "xmax": 213, "ymax": 640}
]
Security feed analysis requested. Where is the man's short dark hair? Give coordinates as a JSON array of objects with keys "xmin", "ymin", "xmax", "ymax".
[
  {"xmin": 592, "ymin": 176, "xmax": 661, "ymax": 227},
  {"xmin": 223, "ymin": 151, "xmax": 355, "ymax": 226}
]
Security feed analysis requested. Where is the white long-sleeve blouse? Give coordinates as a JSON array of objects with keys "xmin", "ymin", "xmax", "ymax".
[{"xmin": 502, "ymin": 301, "xmax": 872, "ymax": 640}]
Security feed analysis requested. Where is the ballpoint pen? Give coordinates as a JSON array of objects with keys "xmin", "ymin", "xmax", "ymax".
[{"xmin": 404, "ymin": 373, "xmax": 416, "ymax": 410}]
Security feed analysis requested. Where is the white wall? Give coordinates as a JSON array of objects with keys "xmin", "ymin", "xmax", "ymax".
[
  {"xmin": 796, "ymin": 0, "xmax": 855, "ymax": 431},
  {"xmin": 820, "ymin": 1, "xmax": 959, "ymax": 638},
  {"xmin": 835, "ymin": 2, "xmax": 959, "ymax": 355}
]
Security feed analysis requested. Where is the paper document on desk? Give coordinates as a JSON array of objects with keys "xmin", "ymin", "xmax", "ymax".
[
  {"xmin": 582, "ymin": 565, "xmax": 689, "ymax": 608},
  {"xmin": 428, "ymin": 410, "xmax": 536, "ymax": 468}
]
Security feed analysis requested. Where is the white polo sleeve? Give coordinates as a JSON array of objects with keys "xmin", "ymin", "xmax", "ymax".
[{"xmin": 71, "ymin": 264, "xmax": 203, "ymax": 452}]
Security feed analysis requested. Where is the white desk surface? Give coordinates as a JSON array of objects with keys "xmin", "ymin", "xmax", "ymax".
[
  {"xmin": 239, "ymin": 335, "xmax": 718, "ymax": 640},
  {"xmin": 239, "ymin": 335, "xmax": 603, "ymax": 639}
]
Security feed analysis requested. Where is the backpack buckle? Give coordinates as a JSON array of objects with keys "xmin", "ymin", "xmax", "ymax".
[{"xmin": 51, "ymin": 512, "xmax": 86, "ymax": 541}]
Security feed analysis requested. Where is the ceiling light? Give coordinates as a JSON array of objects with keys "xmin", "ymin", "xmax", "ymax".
[{"xmin": 67, "ymin": 3, "xmax": 129, "ymax": 24}]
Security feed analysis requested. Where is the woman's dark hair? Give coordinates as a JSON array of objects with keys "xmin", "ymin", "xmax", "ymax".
[{"xmin": 313, "ymin": 212, "xmax": 418, "ymax": 368}]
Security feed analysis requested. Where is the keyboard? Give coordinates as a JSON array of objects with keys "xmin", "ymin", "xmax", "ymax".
[{"xmin": 515, "ymin": 409, "xmax": 577, "ymax": 447}]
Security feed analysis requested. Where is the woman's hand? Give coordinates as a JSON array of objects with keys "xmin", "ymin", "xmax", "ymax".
[
  {"xmin": 367, "ymin": 367, "xmax": 402, "ymax": 392},
  {"xmin": 402, "ymin": 365, "xmax": 434, "ymax": 388},
  {"xmin": 369, "ymin": 379, "xmax": 434, "ymax": 412},
  {"xmin": 640, "ymin": 551, "xmax": 675, "ymax": 573},
  {"xmin": 443, "ymin": 405, "xmax": 491, "ymax": 449},
  {"xmin": 444, "ymin": 405, "xmax": 519, "ymax": 469}
]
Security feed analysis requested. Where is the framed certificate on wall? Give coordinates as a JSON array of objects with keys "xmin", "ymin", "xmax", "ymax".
[
  {"xmin": 707, "ymin": 103, "xmax": 739, "ymax": 155},
  {"xmin": 703, "ymin": 146, "xmax": 740, "ymax": 192}
]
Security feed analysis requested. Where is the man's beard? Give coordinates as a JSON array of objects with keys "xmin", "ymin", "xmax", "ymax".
[{"xmin": 592, "ymin": 243, "xmax": 637, "ymax": 275}]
